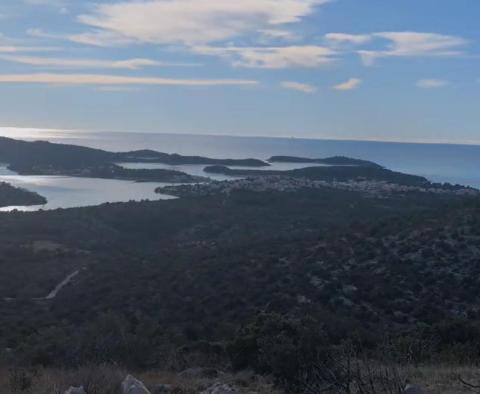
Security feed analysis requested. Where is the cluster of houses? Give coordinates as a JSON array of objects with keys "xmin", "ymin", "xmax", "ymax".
[{"xmin": 158, "ymin": 175, "xmax": 480, "ymax": 198}]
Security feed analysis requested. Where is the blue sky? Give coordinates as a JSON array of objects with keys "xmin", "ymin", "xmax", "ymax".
[{"xmin": 0, "ymin": 0, "xmax": 479, "ymax": 143}]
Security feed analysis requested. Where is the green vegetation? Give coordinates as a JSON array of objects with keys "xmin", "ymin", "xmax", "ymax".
[{"xmin": 0, "ymin": 178, "xmax": 479, "ymax": 388}]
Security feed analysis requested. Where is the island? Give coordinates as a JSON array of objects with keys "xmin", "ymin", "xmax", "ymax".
[
  {"xmin": 0, "ymin": 181, "xmax": 46, "ymax": 207},
  {"xmin": 116, "ymin": 150, "xmax": 269, "ymax": 167},
  {"xmin": 268, "ymin": 155, "xmax": 383, "ymax": 168}
]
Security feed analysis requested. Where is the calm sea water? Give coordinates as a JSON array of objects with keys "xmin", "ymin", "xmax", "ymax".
[{"xmin": 1, "ymin": 129, "xmax": 479, "ymax": 211}]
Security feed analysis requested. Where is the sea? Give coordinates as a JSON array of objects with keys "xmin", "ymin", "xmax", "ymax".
[{"xmin": 1, "ymin": 128, "xmax": 479, "ymax": 211}]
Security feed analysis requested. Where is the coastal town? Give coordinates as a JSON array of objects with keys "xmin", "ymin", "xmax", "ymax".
[{"xmin": 157, "ymin": 175, "xmax": 480, "ymax": 199}]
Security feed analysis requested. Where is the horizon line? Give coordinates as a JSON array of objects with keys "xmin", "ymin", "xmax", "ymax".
[{"xmin": 0, "ymin": 126, "xmax": 479, "ymax": 148}]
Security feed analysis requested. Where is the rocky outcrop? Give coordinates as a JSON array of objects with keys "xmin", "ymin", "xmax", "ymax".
[
  {"xmin": 121, "ymin": 375, "xmax": 151, "ymax": 394},
  {"xmin": 404, "ymin": 384, "xmax": 424, "ymax": 394},
  {"xmin": 64, "ymin": 387, "xmax": 86, "ymax": 394},
  {"xmin": 153, "ymin": 383, "xmax": 173, "ymax": 394}
]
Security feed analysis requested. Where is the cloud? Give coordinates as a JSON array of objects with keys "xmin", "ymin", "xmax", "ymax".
[
  {"xmin": 75, "ymin": 0, "xmax": 331, "ymax": 46},
  {"xmin": 281, "ymin": 81, "xmax": 317, "ymax": 93},
  {"xmin": 0, "ymin": 73, "xmax": 258, "ymax": 87},
  {"xmin": 193, "ymin": 45, "xmax": 336, "ymax": 69},
  {"xmin": 358, "ymin": 32, "xmax": 467, "ymax": 65},
  {"xmin": 258, "ymin": 29, "xmax": 299, "ymax": 43},
  {"xmin": 333, "ymin": 78, "xmax": 361, "ymax": 91},
  {"xmin": 0, "ymin": 46, "xmax": 59, "ymax": 53},
  {"xmin": 416, "ymin": 79, "xmax": 449, "ymax": 89},
  {"xmin": 325, "ymin": 33, "xmax": 372, "ymax": 45},
  {"xmin": 0, "ymin": 55, "xmax": 199, "ymax": 70}
]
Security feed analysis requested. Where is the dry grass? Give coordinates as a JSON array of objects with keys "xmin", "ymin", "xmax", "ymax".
[
  {"xmin": 1, "ymin": 364, "xmax": 480, "ymax": 393},
  {"xmin": 0, "ymin": 365, "xmax": 280, "ymax": 394},
  {"xmin": 398, "ymin": 365, "xmax": 480, "ymax": 394}
]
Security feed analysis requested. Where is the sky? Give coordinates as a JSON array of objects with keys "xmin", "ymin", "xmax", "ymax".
[{"xmin": 0, "ymin": 0, "xmax": 479, "ymax": 144}]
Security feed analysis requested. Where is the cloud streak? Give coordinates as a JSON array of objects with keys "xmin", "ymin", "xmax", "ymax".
[
  {"xmin": 333, "ymin": 78, "xmax": 362, "ymax": 91},
  {"xmin": 281, "ymin": 81, "xmax": 317, "ymax": 93},
  {"xmin": 193, "ymin": 45, "xmax": 336, "ymax": 69},
  {"xmin": 416, "ymin": 79, "xmax": 449, "ymax": 88},
  {"xmin": 0, "ymin": 73, "xmax": 258, "ymax": 87},
  {"xmin": 0, "ymin": 55, "xmax": 199, "ymax": 69}
]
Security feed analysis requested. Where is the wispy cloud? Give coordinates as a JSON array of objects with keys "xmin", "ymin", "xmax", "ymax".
[
  {"xmin": 281, "ymin": 81, "xmax": 317, "ymax": 93},
  {"xmin": 361, "ymin": 32, "xmax": 467, "ymax": 65},
  {"xmin": 0, "ymin": 73, "xmax": 259, "ymax": 87},
  {"xmin": 333, "ymin": 78, "xmax": 362, "ymax": 91},
  {"xmin": 416, "ymin": 79, "xmax": 449, "ymax": 88},
  {"xmin": 193, "ymin": 45, "xmax": 336, "ymax": 69},
  {"xmin": 325, "ymin": 33, "xmax": 373, "ymax": 45},
  {"xmin": 0, "ymin": 55, "xmax": 199, "ymax": 70},
  {"xmin": 0, "ymin": 46, "xmax": 59, "ymax": 53},
  {"xmin": 74, "ymin": 0, "xmax": 331, "ymax": 46},
  {"xmin": 325, "ymin": 31, "xmax": 467, "ymax": 65}
]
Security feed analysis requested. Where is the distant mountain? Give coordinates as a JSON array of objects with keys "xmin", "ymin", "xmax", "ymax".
[{"xmin": 268, "ymin": 155, "xmax": 383, "ymax": 168}]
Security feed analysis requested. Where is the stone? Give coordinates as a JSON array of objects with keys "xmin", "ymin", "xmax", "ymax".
[
  {"xmin": 404, "ymin": 384, "xmax": 423, "ymax": 394},
  {"xmin": 64, "ymin": 387, "xmax": 86, "ymax": 394},
  {"xmin": 121, "ymin": 374, "xmax": 151, "ymax": 394},
  {"xmin": 200, "ymin": 383, "xmax": 237, "ymax": 394},
  {"xmin": 154, "ymin": 384, "xmax": 173, "ymax": 394}
]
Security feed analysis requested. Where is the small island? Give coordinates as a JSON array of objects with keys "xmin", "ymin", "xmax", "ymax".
[
  {"xmin": 0, "ymin": 182, "xmax": 46, "ymax": 208},
  {"xmin": 268, "ymin": 155, "xmax": 383, "ymax": 168}
]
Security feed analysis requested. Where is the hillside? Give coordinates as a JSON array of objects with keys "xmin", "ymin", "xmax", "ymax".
[{"xmin": 0, "ymin": 181, "xmax": 479, "ymax": 378}]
